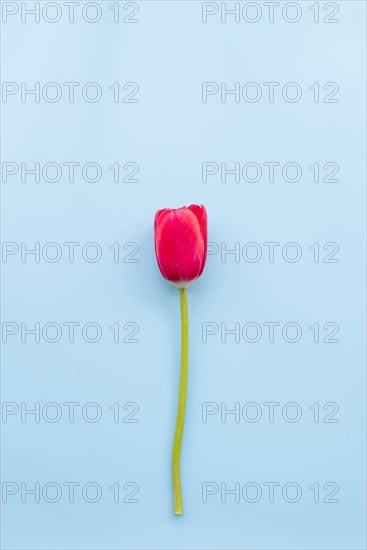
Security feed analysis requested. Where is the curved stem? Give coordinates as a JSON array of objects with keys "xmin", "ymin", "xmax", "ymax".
[{"xmin": 172, "ymin": 287, "xmax": 189, "ymax": 515}]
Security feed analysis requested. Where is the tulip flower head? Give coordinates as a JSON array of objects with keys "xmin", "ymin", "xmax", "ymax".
[
  {"xmin": 154, "ymin": 204, "xmax": 207, "ymax": 288},
  {"xmin": 154, "ymin": 204, "xmax": 208, "ymax": 516}
]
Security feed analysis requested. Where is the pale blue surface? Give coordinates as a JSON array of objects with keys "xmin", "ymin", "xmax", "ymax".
[{"xmin": 1, "ymin": 1, "xmax": 366, "ymax": 549}]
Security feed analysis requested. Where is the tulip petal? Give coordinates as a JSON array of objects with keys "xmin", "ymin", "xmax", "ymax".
[{"xmin": 188, "ymin": 204, "xmax": 207, "ymax": 276}]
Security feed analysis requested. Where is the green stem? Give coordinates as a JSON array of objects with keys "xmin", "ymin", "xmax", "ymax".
[{"xmin": 172, "ymin": 287, "xmax": 189, "ymax": 515}]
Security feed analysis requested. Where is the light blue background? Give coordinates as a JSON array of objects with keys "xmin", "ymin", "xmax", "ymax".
[{"xmin": 1, "ymin": 1, "xmax": 366, "ymax": 549}]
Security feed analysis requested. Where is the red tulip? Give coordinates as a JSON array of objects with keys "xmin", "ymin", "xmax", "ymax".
[
  {"xmin": 154, "ymin": 204, "xmax": 207, "ymax": 288},
  {"xmin": 154, "ymin": 204, "xmax": 208, "ymax": 516}
]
